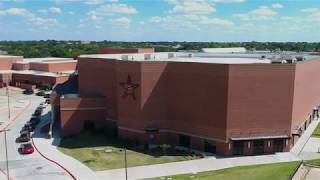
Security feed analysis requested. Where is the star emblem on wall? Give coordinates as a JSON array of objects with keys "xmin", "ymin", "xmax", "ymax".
[{"xmin": 120, "ymin": 75, "xmax": 139, "ymax": 100}]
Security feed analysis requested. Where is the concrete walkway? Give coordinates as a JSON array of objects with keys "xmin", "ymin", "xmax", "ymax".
[
  {"xmin": 31, "ymin": 111, "xmax": 320, "ymax": 179},
  {"xmin": 31, "ymin": 108, "xmax": 100, "ymax": 180}
]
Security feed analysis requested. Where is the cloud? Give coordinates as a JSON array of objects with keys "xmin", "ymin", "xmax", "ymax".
[
  {"xmin": 112, "ymin": 17, "xmax": 131, "ymax": 27},
  {"xmin": 233, "ymin": 6, "xmax": 277, "ymax": 20},
  {"xmin": 272, "ymin": 3, "xmax": 284, "ymax": 9},
  {"xmin": 301, "ymin": 8, "xmax": 319, "ymax": 13},
  {"xmin": 301, "ymin": 8, "xmax": 320, "ymax": 20},
  {"xmin": 211, "ymin": 0, "xmax": 245, "ymax": 3},
  {"xmin": 0, "ymin": 7, "xmax": 60, "ymax": 28},
  {"xmin": 168, "ymin": 0, "xmax": 216, "ymax": 14},
  {"xmin": 88, "ymin": 3, "xmax": 138, "ymax": 16},
  {"xmin": 54, "ymin": 0, "xmax": 118, "ymax": 5},
  {"xmin": 149, "ymin": 14, "xmax": 233, "ymax": 28},
  {"xmin": 48, "ymin": 7, "xmax": 62, "ymax": 14}
]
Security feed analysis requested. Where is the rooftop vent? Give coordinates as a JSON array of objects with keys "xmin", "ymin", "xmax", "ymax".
[{"xmin": 121, "ymin": 55, "xmax": 134, "ymax": 61}]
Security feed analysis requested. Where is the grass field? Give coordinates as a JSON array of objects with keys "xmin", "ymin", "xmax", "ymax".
[
  {"xmin": 312, "ymin": 124, "xmax": 320, "ymax": 137},
  {"xmin": 147, "ymin": 161, "xmax": 301, "ymax": 180},
  {"xmin": 58, "ymin": 131, "xmax": 201, "ymax": 171}
]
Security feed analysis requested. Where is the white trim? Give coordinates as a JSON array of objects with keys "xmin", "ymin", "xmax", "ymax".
[{"xmin": 61, "ymin": 107, "xmax": 106, "ymax": 111}]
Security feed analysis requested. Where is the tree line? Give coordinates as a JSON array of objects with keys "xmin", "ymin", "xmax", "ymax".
[{"xmin": 0, "ymin": 40, "xmax": 319, "ymax": 58}]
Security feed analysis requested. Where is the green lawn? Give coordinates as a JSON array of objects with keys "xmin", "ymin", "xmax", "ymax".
[
  {"xmin": 147, "ymin": 161, "xmax": 301, "ymax": 180},
  {"xmin": 312, "ymin": 124, "xmax": 320, "ymax": 137},
  {"xmin": 58, "ymin": 131, "xmax": 201, "ymax": 171},
  {"xmin": 305, "ymin": 159, "xmax": 320, "ymax": 166}
]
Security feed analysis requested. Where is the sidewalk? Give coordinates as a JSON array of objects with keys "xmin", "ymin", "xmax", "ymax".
[{"xmin": 31, "ymin": 108, "xmax": 100, "ymax": 180}]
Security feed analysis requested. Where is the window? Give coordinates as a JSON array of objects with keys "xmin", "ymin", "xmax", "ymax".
[
  {"xmin": 179, "ymin": 135, "xmax": 190, "ymax": 148},
  {"xmin": 253, "ymin": 140, "xmax": 265, "ymax": 155},
  {"xmin": 233, "ymin": 141, "xmax": 244, "ymax": 155},
  {"xmin": 204, "ymin": 141, "xmax": 216, "ymax": 154},
  {"xmin": 273, "ymin": 139, "xmax": 284, "ymax": 152}
]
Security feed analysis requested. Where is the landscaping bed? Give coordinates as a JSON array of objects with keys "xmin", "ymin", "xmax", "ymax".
[{"xmin": 58, "ymin": 131, "xmax": 202, "ymax": 171}]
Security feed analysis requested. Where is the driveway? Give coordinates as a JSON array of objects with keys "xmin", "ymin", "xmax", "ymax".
[{"xmin": 0, "ymin": 88, "xmax": 71, "ymax": 180}]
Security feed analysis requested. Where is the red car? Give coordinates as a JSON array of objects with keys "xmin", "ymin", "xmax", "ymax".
[
  {"xmin": 20, "ymin": 143, "xmax": 34, "ymax": 154},
  {"xmin": 17, "ymin": 133, "xmax": 31, "ymax": 143}
]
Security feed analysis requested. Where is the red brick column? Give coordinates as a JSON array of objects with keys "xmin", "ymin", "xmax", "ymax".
[{"xmin": 244, "ymin": 141, "xmax": 253, "ymax": 155}]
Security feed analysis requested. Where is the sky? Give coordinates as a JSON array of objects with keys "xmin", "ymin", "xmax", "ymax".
[{"xmin": 0, "ymin": 0, "xmax": 320, "ymax": 42}]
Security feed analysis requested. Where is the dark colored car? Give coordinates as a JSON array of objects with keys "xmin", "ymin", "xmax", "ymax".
[
  {"xmin": 20, "ymin": 143, "xmax": 34, "ymax": 154},
  {"xmin": 17, "ymin": 133, "xmax": 31, "ymax": 143},
  {"xmin": 33, "ymin": 109, "xmax": 42, "ymax": 116},
  {"xmin": 23, "ymin": 89, "xmax": 34, "ymax": 95},
  {"xmin": 44, "ymin": 93, "xmax": 50, "ymax": 98},
  {"xmin": 30, "ymin": 117, "xmax": 41, "ymax": 125},
  {"xmin": 22, "ymin": 124, "xmax": 35, "ymax": 132},
  {"xmin": 36, "ymin": 91, "xmax": 45, "ymax": 96}
]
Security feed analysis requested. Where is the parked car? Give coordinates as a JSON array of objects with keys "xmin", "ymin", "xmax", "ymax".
[
  {"xmin": 36, "ymin": 91, "xmax": 45, "ymax": 96},
  {"xmin": 17, "ymin": 133, "xmax": 31, "ymax": 143},
  {"xmin": 33, "ymin": 109, "xmax": 42, "ymax": 116},
  {"xmin": 44, "ymin": 93, "xmax": 50, "ymax": 98},
  {"xmin": 22, "ymin": 124, "xmax": 35, "ymax": 132},
  {"xmin": 45, "ymin": 99, "xmax": 50, "ymax": 104},
  {"xmin": 23, "ymin": 89, "xmax": 34, "ymax": 95},
  {"xmin": 30, "ymin": 117, "xmax": 41, "ymax": 125},
  {"xmin": 19, "ymin": 143, "xmax": 34, "ymax": 154}
]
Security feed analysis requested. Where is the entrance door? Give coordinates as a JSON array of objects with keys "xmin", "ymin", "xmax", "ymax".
[
  {"xmin": 273, "ymin": 139, "xmax": 284, "ymax": 152},
  {"xmin": 253, "ymin": 140, "xmax": 265, "ymax": 155},
  {"xmin": 204, "ymin": 141, "xmax": 216, "ymax": 154},
  {"xmin": 179, "ymin": 135, "xmax": 191, "ymax": 148},
  {"xmin": 233, "ymin": 141, "xmax": 244, "ymax": 155}
]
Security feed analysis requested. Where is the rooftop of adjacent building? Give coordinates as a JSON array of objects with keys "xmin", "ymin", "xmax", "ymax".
[
  {"xmin": 79, "ymin": 50, "xmax": 320, "ymax": 65},
  {"xmin": 15, "ymin": 57, "xmax": 77, "ymax": 64},
  {"xmin": 0, "ymin": 69, "xmax": 75, "ymax": 77}
]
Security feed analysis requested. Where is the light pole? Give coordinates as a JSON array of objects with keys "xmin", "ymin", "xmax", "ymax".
[
  {"xmin": 6, "ymin": 87, "xmax": 10, "ymax": 120},
  {"xmin": 0, "ymin": 129, "xmax": 10, "ymax": 180},
  {"xmin": 124, "ymin": 146, "xmax": 128, "ymax": 180}
]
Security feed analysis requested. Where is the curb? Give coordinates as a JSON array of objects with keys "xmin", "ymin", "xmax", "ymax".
[
  {"xmin": 31, "ymin": 138, "xmax": 77, "ymax": 180},
  {"xmin": 0, "ymin": 100, "xmax": 31, "ymax": 180}
]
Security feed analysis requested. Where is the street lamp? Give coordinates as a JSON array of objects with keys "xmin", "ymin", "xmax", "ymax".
[
  {"xmin": 6, "ymin": 87, "xmax": 10, "ymax": 120},
  {"xmin": 124, "ymin": 145, "xmax": 128, "ymax": 180},
  {"xmin": 0, "ymin": 129, "xmax": 10, "ymax": 180}
]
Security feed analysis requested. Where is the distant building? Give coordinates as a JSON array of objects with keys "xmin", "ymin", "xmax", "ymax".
[
  {"xmin": 51, "ymin": 48, "xmax": 320, "ymax": 156},
  {"xmin": 0, "ymin": 56, "xmax": 77, "ymax": 89},
  {"xmin": 201, "ymin": 47, "xmax": 246, "ymax": 53},
  {"xmin": 98, "ymin": 47, "xmax": 155, "ymax": 54}
]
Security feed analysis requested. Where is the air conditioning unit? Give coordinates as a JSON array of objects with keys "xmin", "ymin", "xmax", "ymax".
[{"xmin": 144, "ymin": 54, "xmax": 151, "ymax": 60}]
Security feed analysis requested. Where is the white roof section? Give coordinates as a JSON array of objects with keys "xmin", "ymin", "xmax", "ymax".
[
  {"xmin": 0, "ymin": 70, "xmax": 75, "ymax": 77},
  {"xmin": 0, "ymin": 55, "xmax": 22, "ymax": 58},
  {"xmin": 80, "ymin": 52, "xmax": 272, "ymax": 64},
  {"xmin": 201, "ymin": 47, "xmax": 247, "ymax": 53},
  {"xmin": 16, "ymin": 57, "xmax": 76, "ymax": 64}
]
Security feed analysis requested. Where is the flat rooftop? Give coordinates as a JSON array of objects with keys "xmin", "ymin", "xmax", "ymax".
[
  {"xmin": 16, "ymin": 57, "xmax": 77, "ymax": 64},
  {"xmin": 0, "ymin": 70, "xmax": 75, "ymax": 77},
  {"xmin": 80, "ymin": 52, "xmax": 320, "ymax": 64}
]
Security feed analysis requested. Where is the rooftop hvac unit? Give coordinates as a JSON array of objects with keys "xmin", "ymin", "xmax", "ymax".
[
  {"xmin": 144, "ymin": 54, "xmax": 151, "ymax": 60},
  {"xmin": 121, "ymin": 55, "xmax": 134, "ymax": 61},
  {"xmin": 168, "ymin": 53, "xmax": 176, "ymax": 59}
]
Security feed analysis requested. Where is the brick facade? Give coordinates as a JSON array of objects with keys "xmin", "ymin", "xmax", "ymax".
[{"xmin": 57, "ymin": 57, "xmax": 320, "ymax": 156}]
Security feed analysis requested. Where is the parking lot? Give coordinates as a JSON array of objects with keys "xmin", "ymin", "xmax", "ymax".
[{"xmin": 0, "ymin": 87, "xmax": 71, "ymax": 180}]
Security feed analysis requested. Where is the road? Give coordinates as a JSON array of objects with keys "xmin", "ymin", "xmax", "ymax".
[{"xmin": 0, "ymin": 88, "xmax": 71, "ymax": 180}]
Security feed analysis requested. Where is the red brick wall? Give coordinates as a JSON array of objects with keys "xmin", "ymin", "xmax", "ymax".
[
  {"xmin": 292, "ymin": 59, "xmax": 320, "ymax": 130},
  {"xmin": 12, "ymin": 63, "xmax": 30, "ymax": 70},
  {"xmin": 0, "ymin": 56, "xmax": 23, "ymax": 70},
  {"xmin": 0, "ymin": 73, "xmax": 12, "ymax": 85},
  {"xmin": 60, "ymin": 97, "xmax": 107, "ymax": 136},
  {"xmin": 226, "ymin": 64, "xmax": 295, "ymax": 139},
  {"xmin": 78, "ymin": 58, "xmax": 118, "ymax": 119},
  {"xmin": 29, "ymin": 62, "xmax": 77, "ymax": 72}
]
